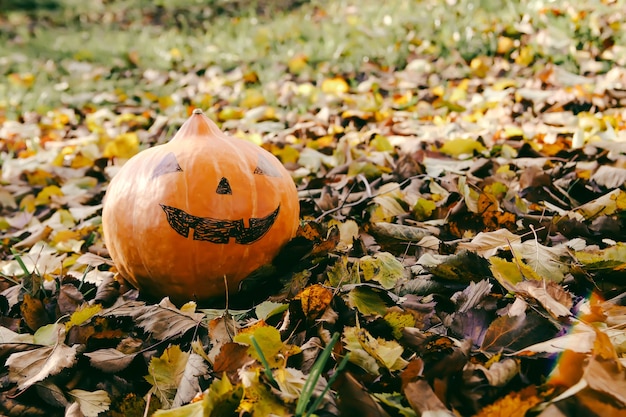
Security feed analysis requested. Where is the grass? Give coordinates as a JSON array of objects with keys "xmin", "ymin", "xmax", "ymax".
[{"xmin": 1, "ymin": 0, "xmax": 625, "ymax": 116}]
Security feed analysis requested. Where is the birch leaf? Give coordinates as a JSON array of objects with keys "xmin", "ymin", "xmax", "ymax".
[
  {"xmin": 7, "ymin": 343, "xmax": 78, "ymax": 391},
  {"xmin": 145, "ymin": 345, "xmax": 190, "ymax": 409},
  {"xmin": 67, "ymin": 389, "xmax": 111, "ymax": 417}
]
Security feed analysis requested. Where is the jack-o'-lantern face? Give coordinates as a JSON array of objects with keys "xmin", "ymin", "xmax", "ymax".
[
  {"xmin": 153, "ymin": 151, "xmax": 281, "ymax": 244},
  {"xmin": 102, "ymin": 109, "xmax": 300, "ymax": 304}
]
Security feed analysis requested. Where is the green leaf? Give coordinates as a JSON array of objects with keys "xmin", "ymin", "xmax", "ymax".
[
  {"xmin": 574, "ymin": 242, "xmax": 626, "ymax": 270},
  {"xmin": 145, "ymin": 345, "xmax": 190, "ymax": 409},
  {"xmin": 154, "ymin": 375, "xmax": 243, "ymax": 417},
  {"xmin": 359, "ymin": 252, "xmax": 405, "ymax": 289},
  {"xmin": 327, "ymin": 256, "xmax": 360, "ymax": 287},
  {"xmin": 384, "ymin": 310, "xmax": 416, "ymax": 340},
  {"xmin": 347, "ymin": 286, "xmax": 389, "ymax": 317},
  {"xmin": 413, "ymin": 197, "xmax": 437, "ymax": 220},
  {"xmin": 489, "ymin": 256, "xmax": 542, "ymax": 291},
  {"xmin": 234, "ymin": 326, "xmax": 294, "ymax": 368},
  {"xmin": 255, "ymin": 301, "xmax": 288, "ymax": 320},
  {"xmin": 33, "ymin": 323, "xmax": 64, "ymax": 346},
  {"xmin": 373, "ymin": 392, "xmax": 418, "ymax": 417},
  {"xmin": 343, "ymin": 327, "xmax": 408, "ymax": 375}
]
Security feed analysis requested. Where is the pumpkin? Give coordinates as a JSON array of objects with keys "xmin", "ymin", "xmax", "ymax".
[{"xmin": 102, "ymin": 109, "xmax": 299, "ymax": 304}]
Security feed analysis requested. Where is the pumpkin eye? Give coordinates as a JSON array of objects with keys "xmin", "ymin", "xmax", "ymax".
[
  {"xmin": 254, "ymin": 153, "xmax": 282, "ymax": 177},
  {"xmin": 216, "ymin": 177, "xmax": 232, "ymax": 195},
  {"xmin": 152, "ymin": 152, "xmax": 182, "ymax": 179}
]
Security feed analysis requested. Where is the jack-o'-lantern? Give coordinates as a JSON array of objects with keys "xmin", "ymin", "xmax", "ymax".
[{"xmin": 102, "ymin": 109, "xmax": 299, "ymax": 304}]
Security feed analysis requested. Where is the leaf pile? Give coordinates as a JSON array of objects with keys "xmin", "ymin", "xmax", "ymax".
[{"xmin": 2, "ymin": 0, "xmax": 626, "ymax": 416}]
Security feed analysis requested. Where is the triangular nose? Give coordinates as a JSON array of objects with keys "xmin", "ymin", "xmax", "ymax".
[{"xmin": 216, "ymin": 177, "xmax": 232, "ymax": 195}]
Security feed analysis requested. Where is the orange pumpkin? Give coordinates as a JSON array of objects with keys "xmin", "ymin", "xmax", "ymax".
[{"xmin": 102, "ymin": 109, "xmax": 299, "ymax": 303}]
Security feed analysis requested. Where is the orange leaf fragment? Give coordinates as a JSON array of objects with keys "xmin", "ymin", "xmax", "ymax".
[
  {"xmin": 473, "ymin": 385, "xmax": 542, "ymax": 417},
  {"xmin": 295, "ymin": 284, "xmax": 333, "ymax": 319}
]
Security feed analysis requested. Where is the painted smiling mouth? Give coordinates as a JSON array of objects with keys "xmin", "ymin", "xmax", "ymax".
[{"xmin": 159, "ymin": 204, "xmax": 280, "ymax": 245}]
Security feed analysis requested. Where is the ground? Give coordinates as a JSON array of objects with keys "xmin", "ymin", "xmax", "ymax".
[{"xmin": 1, "ymin": 1, "xmax": 626, "ymax": 416}]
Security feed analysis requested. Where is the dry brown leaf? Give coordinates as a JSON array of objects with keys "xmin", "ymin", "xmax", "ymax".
[
  {"xmin": 20, "ymin": 293, "xmax": 50, "ymax": 332},
  {"xmin": 84, "ymin": 348, "xmax": 138, "ymax": 373},
  {"xmin": 335, "ymin": 372, "xmax": 391, "ymax": 417},
  {"xmin": 404, "ymin": 379, "xmax": 455, "ymax": 416},
  {"xmin": 7, "ymin": 343, "xmax": 78, "ymax": 391}
]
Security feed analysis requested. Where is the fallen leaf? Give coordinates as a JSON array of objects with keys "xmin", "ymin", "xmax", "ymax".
[
  {"xmin": 84, "ymin": 348, "xmax": 138, "ymax": 373},
  {"xmin": 67, "ymin": 389, "xmax": 111, "ymax": 417},
  {"xmin": 145, "ymin": 345, "xmax": 191, "ymax": 409},
  {"xmin": 7, "ymin": 343, "xmax": 78, "ymax": 391}
]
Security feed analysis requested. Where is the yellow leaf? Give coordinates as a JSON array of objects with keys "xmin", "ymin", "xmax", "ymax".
[
  {"xmin": 8, "ymin": 72, "xmax": 35, "ymax": 88},
  {"xmin": 240, "ymin": 90, "xmax": 266, "ymax": 108},
  {"xmin": 470, "ymin": 57, "xmax": 489, "ymax": 78},
  {"xmin": 413, "ymin": 197, "xmax": 436, "ymax": 220},
  {"xmin": 473, "ymin": 385, "xmax": 542, "ymax": 417},
  {"xmin": 270, "ymin": 144, "xmax": 299, "ymax": 165},
  {"xmin": 360, "ymin": 252, "xmax": 405, "ymax": 289},
  {"xmin": 103, "ymin": 133, "xmax": 139, "ymax": 159},
  {"xmin": 348, "ymin": 286, "xmax": 389, "ymax": 316},
  {"xmin": 19, "ymin": 194, "xmax": 36, "ymax": 213},
  {"xmin": 492, "ymin": 79, "xmax": 518, "ymax": 91},
  {"xmin": 145, "ymin": 345, "xmax": 189, "ymax": 408},
  {"xmin": 370, "ymin": 134, "xmax": 394, "ymax": 152},
  {"xmin": 439, "ymin": 138, "xmax": 486, "ymax": 158},
  {"xmin": 287, "ymin": 54, "xmax": 308, "ymax": 74},
  {"xmin": 65, "ymin": 304, "xmax": 102, "ymax": 331},
  {"xmin": 169, "ymin": 47, "xmax": 182, "ymax": 60},
  {"xmin": 344, "ymin": 327, "xmax": 408, "ymax": 374},
  {"xmin": 432, "ymin": 85, "xmax": 445, "ymax": 97},
  {"xmin": 25, "ymin": 169, "xmax": 55, "ymax": 186},
  {"xmin": 489, "ymin": 256, "xmax": 542, "ymax": 291},
  {"xmin": 503, "ymin": 126, "xmax": 525, "ymax": 139},
  {"xmin": 295, "ymin": 284, "xmax": 333, "ymax": 319},
  {"xmin": 321, "ymin": 77, "xmax": 349, "ymax": 95},
  {"xmin": 238, "ymin": 369, "xmax": 291, "ymax": 416},
  {"xmin": 330, "ymin": 219, "xmax": 359, "ymax": 248},
  {"xmin": 384, "ymin": 310, "xmax": 416, "ymax": 339},
  {"xmin": 515, "ymin": 45, "xmax": 535, "ymax": 66},
  {"xmin": 449, "ymin": 79, "xmax": 469, "ymax": 102},
  {"xmin": 35, "ymin": 185, "xmax": 64, "ymax": 206},
  {"xmin": 234, "ymin": 326, "xmax": 298, "ymax": 368},
  {"xmin": 158, "ymin": 95, "xmax": 175, "ymax": 110},
  {"xmin": 497, "ymin": 36, "xmax": 515, "ymax": 55},
  {"xmin": 218, "ymin": 107, "xmax": 244, "ymax": 121}
]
